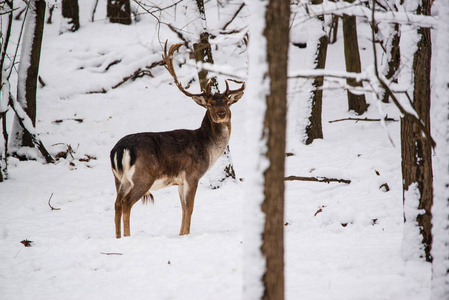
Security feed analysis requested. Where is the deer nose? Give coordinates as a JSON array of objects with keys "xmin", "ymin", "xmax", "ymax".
[{"xmin": 217, "ymin": 111, "xmax": 227, "ymax": 119}]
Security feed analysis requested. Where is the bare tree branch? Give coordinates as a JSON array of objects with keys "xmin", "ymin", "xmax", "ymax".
[
  {"xmin": 292, "ymin": 0, "xmax": 438, "ymax": 29},
  {"xmin": 86, "ymin": 59, "xmax": 166, "ymax": 94},
  {"xmin": 8, "ymin": 92, "xmax": 55, "ymax": 163},
  {"xmin": 222, "ymin": 3, "xmax": 245, "ymax": 30},
  {"xmin": 328, "ymin": 117, "xmax": 397, "ymax": 123},
  {"xmin": 289, "ymin": 68, "xmax": 435, "ymax": 148},
  {"xmin": 285, "ymin": 175, "xmax": 351, "ymax": 184}
]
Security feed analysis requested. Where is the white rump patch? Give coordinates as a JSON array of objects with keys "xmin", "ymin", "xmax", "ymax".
[{"xmin": 112, "ymin": 149, "xmax": 136, "ymax": 194}]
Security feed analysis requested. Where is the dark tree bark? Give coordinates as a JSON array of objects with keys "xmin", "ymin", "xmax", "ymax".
[
  {"xmin": 107, "ymin": 0, "xmax": 131, "ymax": 25},
  {"xmin": 382, "ymin": 23, "xmax": 401, "ymax": 103},
  {"xmin": 342, "ymin": 0, "xmax": 368, "ymax": 115},
  {"xmin": 305, "ymin": 0, "xmax": 328, "ymax": 145},
  {"xmin": 261, "ymin": 0, "xmax": 289, "ymax": 298},
  {"xmin": 11, "ymin": 0, "xmax": 46, "ymax": 150},
  {"xmin": 431, "ymin": 0, "xmax": 449, "ymax": 296},
  {"xmin": 401, "ymin": 0, "xmax": 433, "ymax": 262},
  {"xmin": 47, "ymin": 1, "xmax": 56, "ymax": 24},
  {"xmin": 0, "ymin": 1, "xmax": 13, "ymax": 181},
  {"xmin": 61, "ymin": 0, "xmax": 80, "ymax": 32},
  {"xmin": 91, "ymin": 0, "xmax": 99, "ymax": 22},
  {"xmin": 328, "ymin": 15, "xmax": 339, "ymax": 44},
  {"xmin": 193, "ymin": 32, "xmax": 219, "ymax": 93}
]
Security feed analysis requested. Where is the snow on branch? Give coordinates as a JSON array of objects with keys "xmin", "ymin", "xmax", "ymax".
[
  {"xmin": 8, "ymin": 92, "xmax": 55, "ymax": 163},
  {"xmin": 292, "ymin": 0, "xmax": 438, "ymax": 29},
  {"xmin": 289, "ymin": 67, "xmax": 435, "ymax": 147}
]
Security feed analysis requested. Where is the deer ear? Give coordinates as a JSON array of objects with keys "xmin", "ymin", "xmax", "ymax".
[
  {"xmin": 228, "ymin": 91, "xmax": 244, "ymax": 105},
  {"xmin": 192, "ymin": 96, "xmax": 208, "ymax": 107}
]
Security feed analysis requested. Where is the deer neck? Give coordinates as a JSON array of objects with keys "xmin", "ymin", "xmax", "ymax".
[{"xmin": 199, "ymin": 110, "xmax": 231, "ymax": 166}]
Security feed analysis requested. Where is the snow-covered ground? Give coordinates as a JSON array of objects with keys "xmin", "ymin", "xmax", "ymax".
[{"xmin": 0, "ymin": 1, "xmax": 432, "ymax": 299}]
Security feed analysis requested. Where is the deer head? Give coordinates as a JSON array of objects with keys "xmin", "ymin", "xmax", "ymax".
[{"xmin": 162, "ymin": 42, "xmax": 245, "ymax": 123}]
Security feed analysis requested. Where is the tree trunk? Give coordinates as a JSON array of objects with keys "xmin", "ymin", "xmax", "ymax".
[
  {"xmin": 0, "ymin": 1, "xmax": 13, "ymax": 181},
  {"xmin": 328, "ymin": 15, "xmax": 339, "ymax": 44},
  {"xmin": 10, "ymin": 0, "xmax": 45, "ymax": 151},
  {"xmin": 342, "ymin": 0, "xmax": 368, "ymax": 115},
  {"xmin": 193, "ymin": 32, "xmax": 219, "ymax": 93},
  {"xmin": 61, "ymin": 0, "xmax": 80, "ymax": 33},
  {"xmin": 107, "ymin": 0, "xmax": 131, "ymax": 25},
  {"xmin": 401, "ymin": 0, "xmax": 433, "ymax": 262},
  {"xmin": 192, "ymin": 0, "xmax": 235, "ymax": 186},
  {"xmin": 382, "ymin": 23, "xmax": 401, "ymax": 103},
  {"xmin": 305, "ymin": 0, "xmax": 328, "ymax": 145},
  {"xmin": 0, "ymin": 115, "xmax": 7, "ymax": 182},
  {"xmin": 261, "ymin": 0, "xmax": 289, "ymax": 298},
  {"xmin": 431, "ymin": 0, "xmax": 449, "ymax": 297}
]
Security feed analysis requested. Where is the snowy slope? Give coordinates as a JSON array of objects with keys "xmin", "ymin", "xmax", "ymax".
[{"xmin": 0, "ymin": 1, "xmax": 431, "ymax": 300}]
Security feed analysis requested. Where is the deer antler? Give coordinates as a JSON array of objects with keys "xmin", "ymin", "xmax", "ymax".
[
  {"xmin": 224, "ymin": 79, "xmax": 246, "ymax": 97},
  {"xmin": 162, "ymin": 41, "xmax": 205, "ymax": 98}
]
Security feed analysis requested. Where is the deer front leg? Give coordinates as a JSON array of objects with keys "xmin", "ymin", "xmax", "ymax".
[{"xmin": 179, "ymin": 181, "xmax": 198, "ymax": 235}]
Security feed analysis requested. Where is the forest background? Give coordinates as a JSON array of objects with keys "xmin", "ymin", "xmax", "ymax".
[{"xmin": 0, "ymin": 0, "xmax": 448, "ymax": 299}]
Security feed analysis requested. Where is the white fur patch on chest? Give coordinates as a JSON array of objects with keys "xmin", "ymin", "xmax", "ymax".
[{"xmin": 208, "ymin": 126, "xmax": 230, "ymax": 169}]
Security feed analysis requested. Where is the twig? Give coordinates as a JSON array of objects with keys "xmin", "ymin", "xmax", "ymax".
[
  {"xmin": 100, "ymin": 252, "xmax": 123, "ymax": 255},
  {"xmin": 48, "ymin": 193, "xmax": 61, "ymax": 210},
  {"xmin": 285, "ymin": 176, "xmax": 351, "ymax": 184},
  {"xmin": 328, "ymin": 117, "xmax": 397, "ymax": 123},
  {"xmin": 222, "ymin": 3, "xmax": 245, "ymax": 30},
  {"xmin": 86, "ymin": 60, "xmax": 166, "ymax": 94},
  {"xmin": 111, "ymin": 69, "xmax": 154, "ymax": 89}
]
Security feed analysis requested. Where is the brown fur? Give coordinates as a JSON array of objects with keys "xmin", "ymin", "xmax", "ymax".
[
  {"xmin": 111, "ymin": 42, "xmax": 244, "ymax": 238},
  {"xmin": 111, "ymin": 93, "xmax": 243, "ymax": 238}
]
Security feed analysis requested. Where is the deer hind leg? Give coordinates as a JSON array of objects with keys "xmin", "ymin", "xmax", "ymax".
[
  {"xmin": 122, "ymin": 184, "xmax": 151, "ymax": 237},
  {"xmin": 178, "ymin": 180, "xmax": 198, "ymax": 235},
  {"xmin": 114, "ymin": 179, "xmax": 133, "ymax": 239},
  {"xmin": 115, "ymin": 196, "xmax": 123, "ymax": 238}
]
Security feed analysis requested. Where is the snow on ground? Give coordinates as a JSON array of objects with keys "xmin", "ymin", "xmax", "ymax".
[{"xmin": 0, "ymin": 2, "xmax": 431, "ymax": 300}]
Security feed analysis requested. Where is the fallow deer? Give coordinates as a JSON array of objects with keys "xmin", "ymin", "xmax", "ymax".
[{"xmin": 110, "ymin": 42, "xmax": 245, "ymax": 238}]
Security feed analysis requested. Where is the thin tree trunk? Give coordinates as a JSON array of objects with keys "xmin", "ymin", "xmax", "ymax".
[
  {"xmin": 11, "ymin": 0, "xmax": 45, "ymax": 150},
  {"xmin": 0, "ymin": 114, "xmax": 7, "ymax": 182},
  {"xmin": 61, "ymin": 0, "xmax": 80, "ymax": 32},
  {"xmin": 382, "ymin": 23, "xmax": 401, "ymax": 102},
  {"xmin": 0, "ymin": 1, "xmax": 13, "ymax": 181},
  {"xmin": 401, "ymin": 0, "xmax": 433, "ymax": 262},
  {"xmin": 192, "ymin": 0, "xmax": 235, "ymax": 185},
  {"xmin": 431, "ymin": 0, "xmax": 449, "ymax": 297},
  {"xmin": 342, "ymin": 0, "xmax": 368, "ymax": 115},
  {"xmin": 107, "ymin": 0, "xmax": 131, "ymax": 25},
  {"xmin": 328, "ymin": 15, "xmax": 339, "ymax": 44},
  {"xmin": 193, "ymin": 32, "xmax": 219, "ymax": 93},
  {"xmin": 305, "ymin": 0, "xmax": 328, "ymax": 145},
  {"xmin": 262, "ymin": 0, "xmax": 289, "ymax": 298}
]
